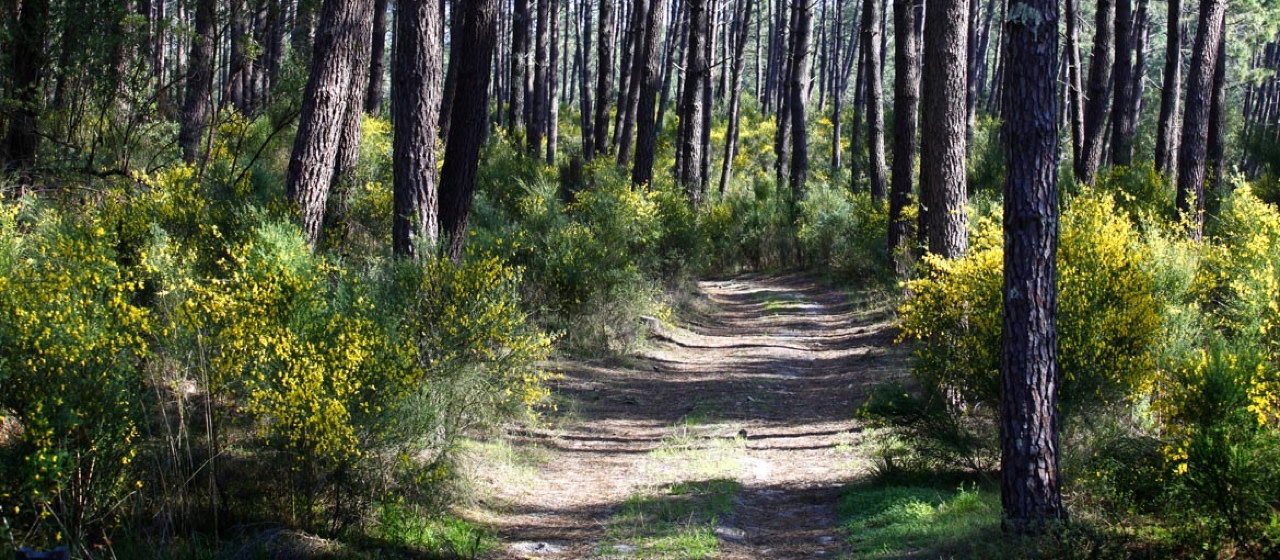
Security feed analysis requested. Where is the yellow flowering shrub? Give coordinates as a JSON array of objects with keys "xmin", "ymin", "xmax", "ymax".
[
  {"xmin": 895, "ymin": 191, "xmax": 1161, "ymax": 440},
  {"xmin": 0, "ymin": 201, "xmax": 152, "ymax": 547}
]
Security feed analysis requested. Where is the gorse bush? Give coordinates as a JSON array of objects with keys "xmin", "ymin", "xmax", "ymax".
[{"xmin": 797, "ymin": 183, "xmax": 890, "ymax": 281}]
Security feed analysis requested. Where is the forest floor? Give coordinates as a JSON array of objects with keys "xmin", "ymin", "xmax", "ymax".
[{"xmin": 463, "ymin": 273, "xmax": 909, "ymax": 559}]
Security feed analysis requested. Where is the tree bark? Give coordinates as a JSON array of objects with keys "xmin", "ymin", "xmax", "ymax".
[
  {"xmin": 365, "ymin": 0, "xmax": 390, "ymax": 114},
  {"xmin": 392, "ymin": 0, "xmax": 443, "ymax": 258},
  {"xmin": 178, "ymin": 0, "xmax": 215, "ymax": 164},
  {"xmin": 286, "ymin": 0, "xmax": 374, "ymax": 247},
  {"xmin": 1108, "ymin": 0, "xmax": 1136, "ymax": 166},
  {"xmin": 864, "ymin": 0, "xmax": 887, "ymax": 201},
  {"xmin": 1064, "ymin": 0, "xmax": 1085, "ymax": 167},
  {"xmin": 678, "ymin": 0, "xmax": 711, "ymax": 201},
  {"xmin": 889, "ymin": 0, "xmax": 920, "ymax": 274},
  {"xmin": 1077, "ymin": 0, "xmax": 1112, "ymax": 184},
  {"xmin": 1207, "ymin": 33, "xmax": 1226, "ymax": 193},
  {"xmin": 578, "ymin": 0, "xmax": 596, "ymax": 159},
  {"xmin": 719, "ymin": 0, "xmax": 755, "ymax": 193},
  {"xmin": 440, "ymin": 0, "xmax": 500, "ymax": 261},
  {"xmin": 787, "ymin": 0, "xmax": 812, "ymax": 200},
  {"xmin": 616, "ymin": 0, "xmax": 648, "ymax": 166},
  {"xmin": 999, "ymin": 0, "xmax": 1063, "ymax": 532},
  {"xmin": 920, "ymin": 0, "xmax": 969, "ymax": 258},
  {"xmin": 509, "ymin": 0, "xmax": 532, "ymax": 134},
  {"xmin": 2, "ymin": 0, "xmax": 50, "ymax": 175},
  {"xmin": 1175, "ymin": 0, "xmax": 1226, "ymax": 241},
  {"xmin": 548, "ymin": 0, "xmax": 561, "ymax": 164},
  {"xmin": 529, "ymin": 0, "xmax": 552, "ymax": 153},
  {"xmin": 631, "ymin": 0, "xmax": 667, "ymax": 187},
  {"xmin": 593, "ymin": 0, "xmax": 615, "ymax": 157},
  {"xmin": 1154, "ymin": 0, "xmax": 1181, "ymax": 174}
]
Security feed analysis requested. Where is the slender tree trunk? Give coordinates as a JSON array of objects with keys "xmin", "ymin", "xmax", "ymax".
[
  {"xmin": 440, "ymin": 0, "xmax": 499, "ymax": 261},
  {"xmin": 593, "ymin": 0, "xmax": 615, "ymax": 157},
  {"xmin": 719, "ymin": 0, "xmax": 755, "ymax": 193},
  {"xmin": 179, "ymin": 0, "xmax": 216, "ymax": 164},
  {"xmin": 831, "ymin": 0, "xmax": 845, "ymax": 171},
  {"xmin": 441, "ymin": 3, "xmax": 466, "ymax": 140},
  {"xmin": 1207, "ymin": 34, "xmax": 1226, "ymax": 193},
  {"xmin": 529, "ymin": 0, "xmax": 552, "ymax": 153},
  {"xmin": 658, "ymin": 0, "xmax": 686, "ymax": 138},
  {"xmin": 1175, "ymin": 0, "xmax": 1226, "ymax": 241},
  {"xmin": 286, "ymin": 0, "xmax": 374, "ymax": 247},
  {"xmin": 616, "ymin": 0, "xmax": 648, "ymax": 166},
  {"xmin": 509, "ymin": 0, "xmax": 531, "ymax": 134},
  {"xmin": 1000, "ymin": 0, "xmax": 1063, "ymax": 531},
  {"xmin": 631, "ymin": 0, "xmax": 668, "ymax": 187},
  {"xmin": 787, "ymin": 0, "xmax": 812, "ymax": 199},
  {"xmin": 548, "ymin": 0, "xmax": 560, "ymax": 163},
  {"xmin": 1108, "ymin": 0, "xmax": 1136, "ymax": 165},
  {"xmin": 889, "ymin": 0, "xmax": 920, "ymax": 273},
  {"xmin": 921, "ymin": 0, "xmax": 969, "ymax": 258},
  {"xmin": 328, "ymin": 9, "xmax": 376, "ymax": 248},
  {"xmin": 1154, "ymin": 0, "xmax": 1181, "ymax": 174},
  {"xmin": 229, "ymin": 0, "xmax": 250, "ymax": 113},
  {"xmin": 365, "ymin": 0, "xmax": 390, "ymax": 114},
  {"xmin": 966, "ymin": 0, "xmax": 980, "ymax": 141},
  {"xmin": 1064, "ymin": 0, "xmax": 1084, "ymax": 168},
  {"xmin": 1077, "ymin": 0, "xmax": 1113, "ymax": 183},
  {"xmin": 678, "ymin": 0, "xmax": 711, "ymax": 202},
  {"xmin": 865, "ymin": 0, "xmax": 887, "ymax": 200},
  {"xmin": 2, "ymin": 0, "xmax": 50, "ymax": 174},
  {"xmin": 578, "ymin": 0, "xmax": 596, "ymax": 159}
]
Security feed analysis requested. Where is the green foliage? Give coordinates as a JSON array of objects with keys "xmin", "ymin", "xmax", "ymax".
[
  {"xmin": 373, "ymin": 503, "xmax": 495, "ymax": 557},
  {"xmin": 605, "ymin": 479, "xmax": 740, "ymax": 559},
  {"xmin": 796, "ymin": 183, "xmax": 891, "ymax": 282},
  {"xmin": 1092, "ymin": 163, "xmax": 1177, "ymax": 224}
]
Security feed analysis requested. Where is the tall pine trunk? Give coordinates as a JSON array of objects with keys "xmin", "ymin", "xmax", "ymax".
[
  {"xmin": 1108, "ymin": 0, "xmax": 1136, "ymax": 166},
  {"xmin": 678, "ymin": 0, "xmax": 710, "ymax": 201},
  {"xmin": 888, "ymin": 0, "xmax": 920, "ymax": 274},
  {"xmin": 718, "ymin": 0, "xmax": 755, "ymax": 193},
  {"xmin": 1154, "ymin": 0, "xmax": 1181, "ymax": 174},
  {"xmin": 593, "ymin": 0, "xmax": 615, "ymax": 157},
  {"xmin": 178, "ymin": 0, "xmax": 215, "ymax": 164},
  {"xmin": 1077, "ymin": 0, "xmax": 1113, "ymax": 184},
  {"xmin": 920, "ymin": 0, "xmax": 969, "ymax": 258},
  {"xmin": 787, "ymin": 0, "xmax": 812, "ymax": 200},
  {"xmin": 1175, "ymin": 0, "xmax": 1226, "ymax": 241},
  {"xmin": 999, "ymin": 0, "xmax": 1063, "ymax": 532},
  {"xmin": 2, "ymin": 0, "xmax": 50, "ymax": 174},
  {"xmin": 392, "ymin": 0, "xmax": 443, "ymax": 258},
  {"xmin": 631, "ymin": 0, "xmax": 667, "ymax": 187},
  {"xmin": 864, "ymin": 0, "xmax": 887, "ymax": 201},
  {"xmin": 440, "ymin": 0, "xmax": 500, "ymax": 261}
]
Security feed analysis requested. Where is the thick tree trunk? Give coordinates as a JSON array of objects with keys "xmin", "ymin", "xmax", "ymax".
[
  {"xmin": 889, "ymin": 0, "xmax": 920, "ymax": 274},
  {"xmin": 1077, "ymin": 0, "xmax": 1112, "ymax": 184},
  {"xmin": 442, "ymin": 3, "xmax": 466, "ymax": 140},
  {"xmin": 920, "ymin": 0, "xmax": 969, "ymax": 258},
  {"xmin": 392, "ymin": 0, "xmax": 442, "ymax": 258},
  {"xmin": 2, "ymin": 0, "xmax": 50, "ymax": 175},
  {"xmin": 719, "ymin": 0, "xmax": 755, "ymax": 193},
  {"xmin": 1154, "ymin": 0, "xmax": 1181, "ymax": 174},
  {"xmin": 439, "ymin": 0, "xmax": 499, "ymax": 261},
  {"xmin": 787, "ymin": 0, "xmax": 812, "ymax": 199},
  {"xmin": 593, "ymin": 0, "xmax": 615, "ymax": 157},
  {"xmin": 179, "ymin": 0, "xmax": 216, "ymax": 164},
  {"xmin": 865, "ymin": 0, "xmax": 887, "ymax": 201},
  {"xmin": 328, "ymin": 4, "xmax": 376, "ymax": 247},
  {"xmin": 631, "ymin": 0, "xmax": 667, "ymax": 187},
  {"xmin": 286, "ymin": 0, "xmax": 374, "ymax": 247},
  {"xmin": 999, "ymin": 0, "xmax": 1063, "ymax": 532},
  {"xmin": 1175, "ymin": 0, "xmax": 1226, "ymax": 241},
  {"xmin": 1108, "ymin": 0, "xmax": 1136, "ymax": 166},
  {"xmin": 678, "ymin": 0, "xmax": 711, "ymax": 201},
  {"xmin": 365, "ymin": 0, "xmax": 390, "ymax": 114}
]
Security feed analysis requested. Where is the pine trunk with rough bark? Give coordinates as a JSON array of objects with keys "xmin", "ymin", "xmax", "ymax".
[
  {"xmin": 631, "ymin": 0, "xmax": 667, "ymax": 187},
  {"xmin": 719, "ymin": 0, "xmax": 755, "ymax": 193},
  {"xmin": 1077, "ymin": 0, "xmax": 1113, "ymax": 184},
  {"xmin": 509, "ymin": 0, "xmax": 532, "ymax": 134},
  {"xmin": 578, "ymin": 0, "xmax": 596, "ymax": 159},
  {"xmin": 1154, "ymin": 0, "xmax": 1181, "ymax": 174},
  {"xmin": 286, "ymin": 0, "xmax": 374, "ymax": 247},
  {"xmin": 678, "ymin": 0, "xmax": 710, "ymax": 201},
  {"xmin": 865, "ymin": 0, "xmax": 887, "ymax": 201},
  {"xmin": 440, "ymin": 0, "xmax": 499, "ymax": 261},
  {"xmin": 889, "ymin": 0, "xmax": 920, "ymax": 274},
  {"xmin": 1065, "ymin": 0, "xmax": 1085, "ymax": 167},
  {"xmin": 392, "ymin": 0, "xmax": 443, "ymax": 258},
  {"xmin": 530, "ymin": 0, "xmax": 552, "ymax": 154},
  {"xmin": 1108, "ymin": 0, "xmax": 1136, "ymax": 166},
  {"xmin": 1175, "ymin": 0, "xmax": 1226, "ymax": 241},
  {"xmin": 920, "ymin": 0, "xmax": 969, "ymax": 258},
  {"xmin": 593, "ymin": 0, "xmax": 615, "ymax": 157},
  {"xmin": 787, "ymin": 0, "xmax": 812, "ymax": 200},
  {"xmin": 179, "ymin": 0, "xmax": 215, "ymax": 164},
  {"xmin": 616, "ymin": 0, "xmax": 648, "ymax": 166},
  {"xmin": 1000, "ymin": 0, "xmax": 1063, "ymax": 532},
  {"xmin": 1207, "ymin": 34, "xmax": 1226, "ymax": 193},
  {"xmin": 364, "ymin": 0, "xmax": 390, "ymax": 114}
]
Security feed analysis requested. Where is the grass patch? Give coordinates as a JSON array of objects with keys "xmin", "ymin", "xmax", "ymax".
[
  {"xmin": 604, "ymin": 479, "xmax": 741, "ymax": 559},
  {"xmin": 838, "ymin": 481, "xmax": 1000, "ymax": 558},
  {"xmin": 372, "ymin": 503, "xmax": 496, "ymax": 558}
]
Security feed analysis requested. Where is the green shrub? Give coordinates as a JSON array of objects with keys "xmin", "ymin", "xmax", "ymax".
[{"xmin": 796, "ymin": 183, "xmax": 890, "ymax": 283}]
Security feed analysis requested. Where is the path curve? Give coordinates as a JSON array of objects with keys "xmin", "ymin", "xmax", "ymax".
[{"xmin": 473, "ymin": 273, "xmax": 905, "ymax": 559}]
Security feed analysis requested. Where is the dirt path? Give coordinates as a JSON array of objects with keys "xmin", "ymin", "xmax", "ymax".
[{"xmin": 470, "ymin": 273, "xmax": 907, "ymax": 559}]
